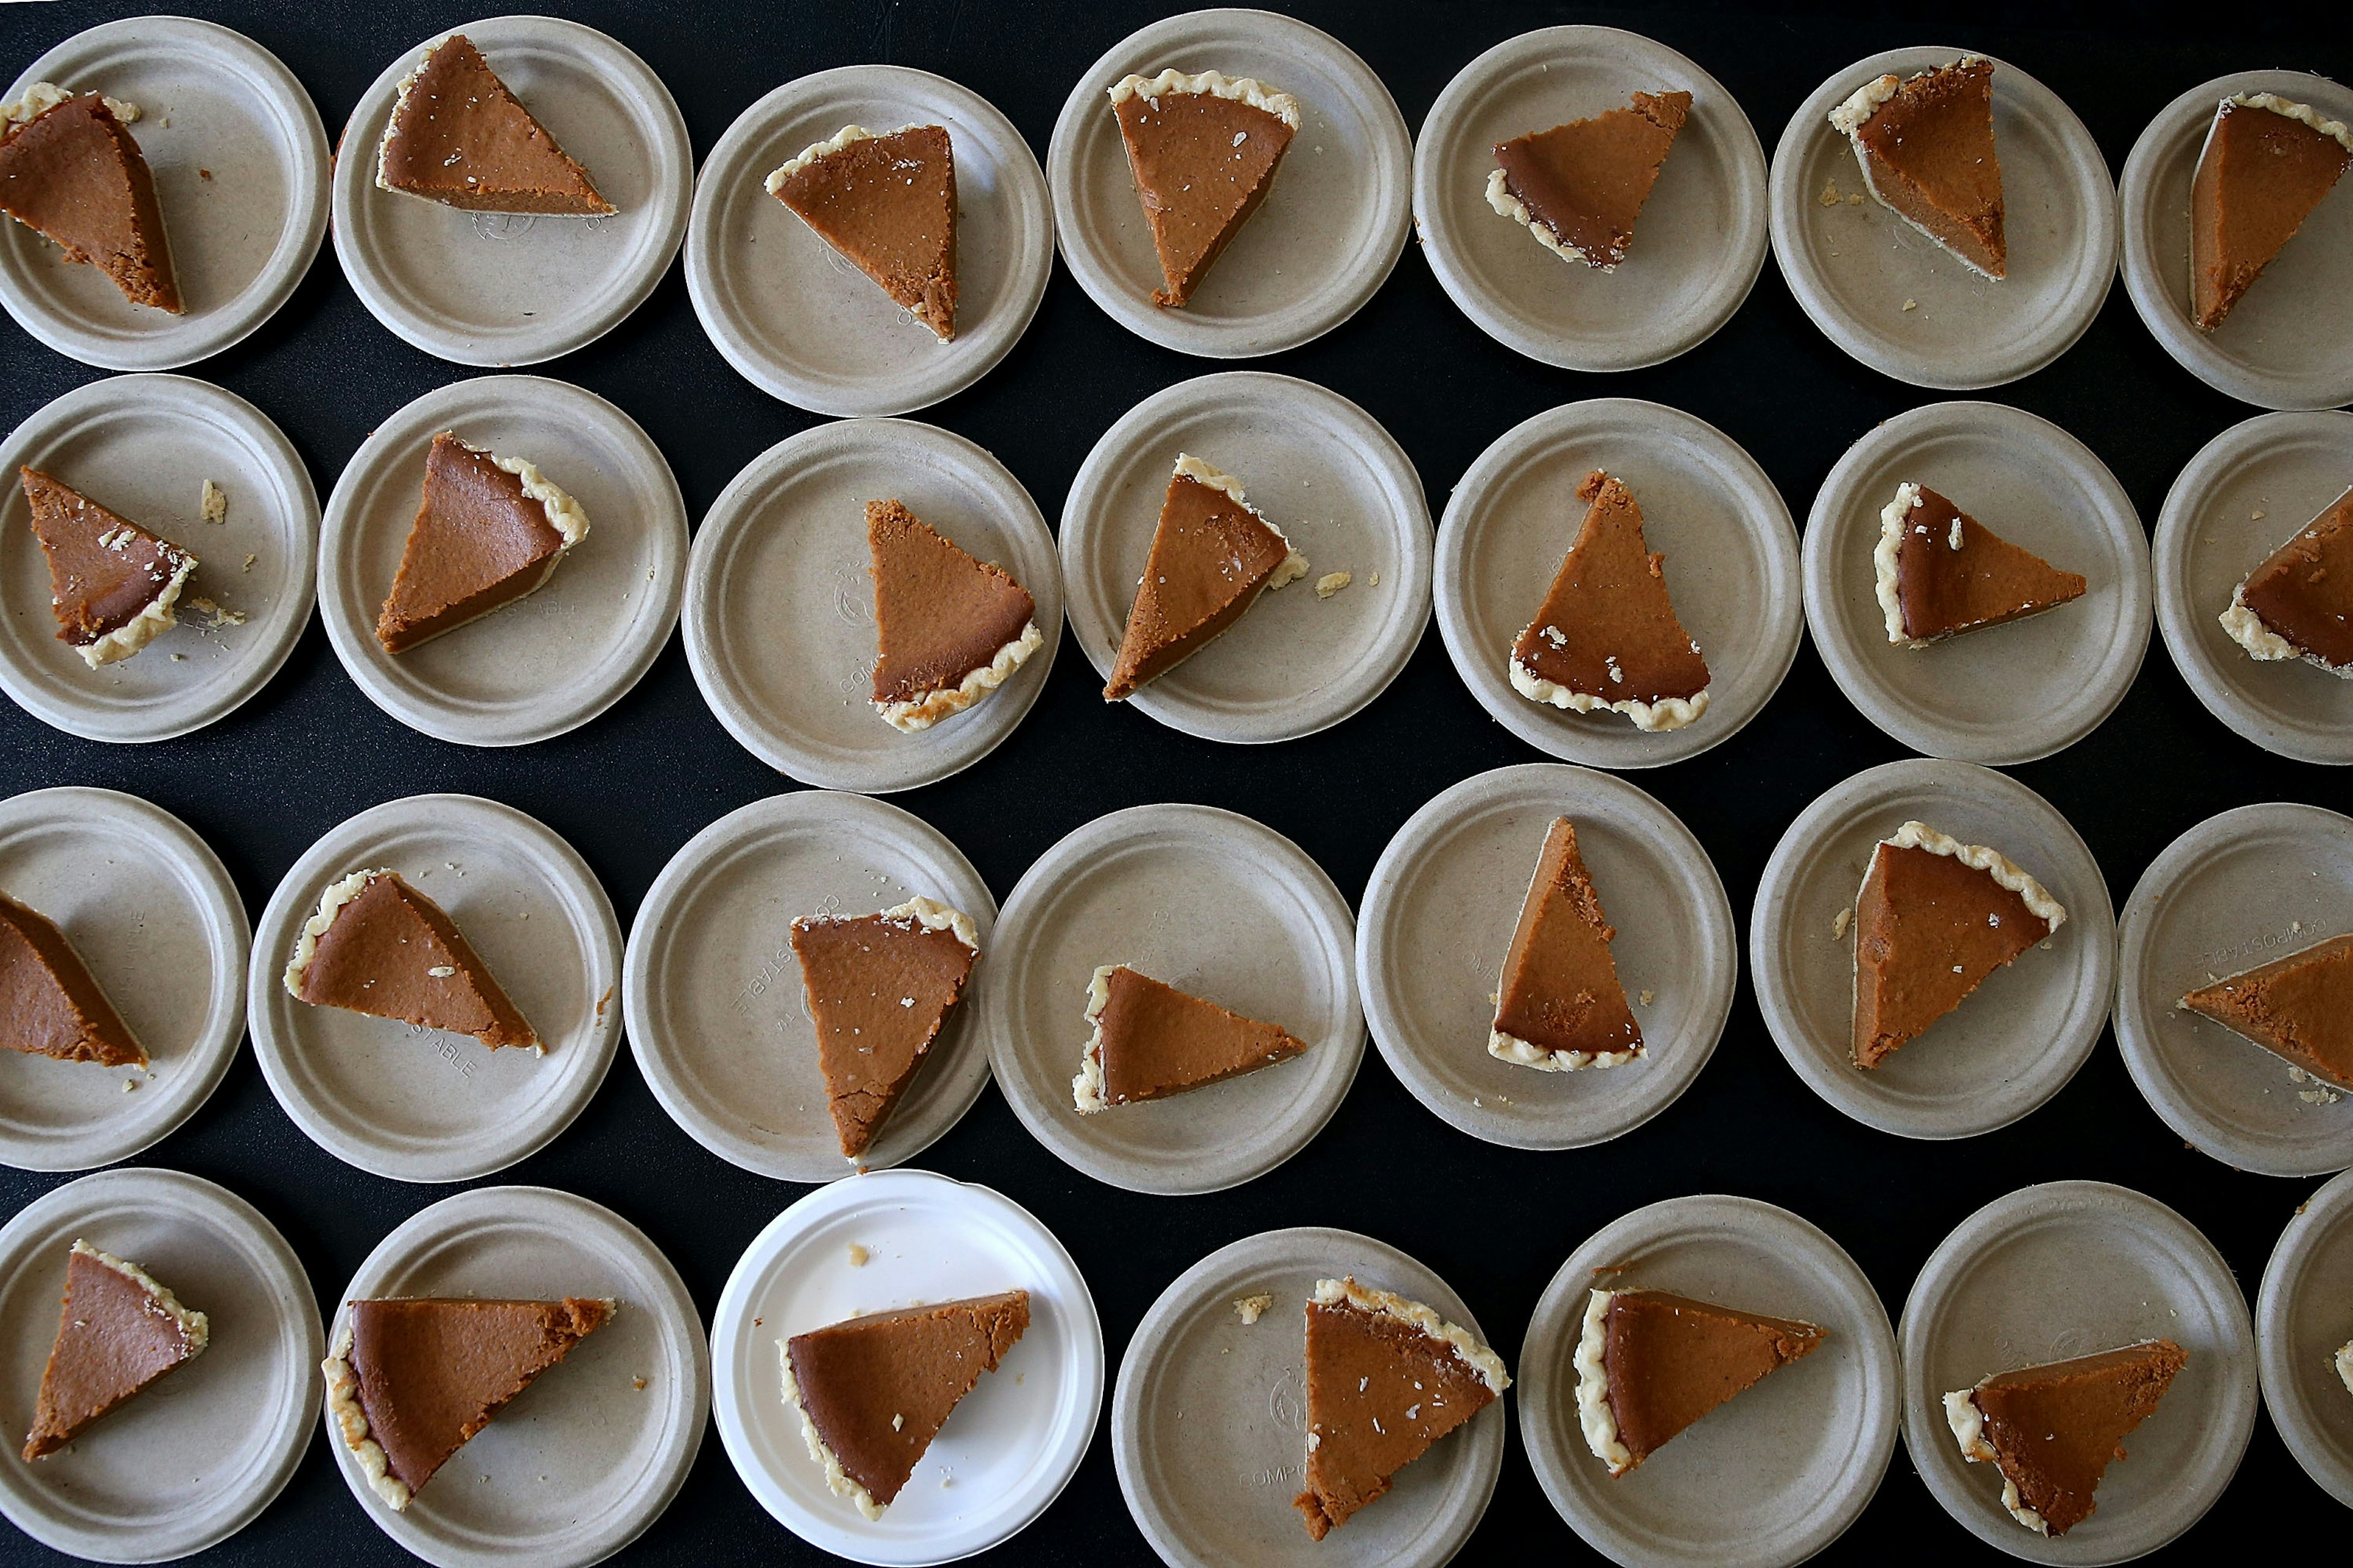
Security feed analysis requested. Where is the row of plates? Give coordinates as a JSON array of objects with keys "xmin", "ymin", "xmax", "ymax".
[
  {"xmin": 7, "ymin": 15, "xmax": 2351, "ymax": 411},
  {"xmin": 8, "ymin": 759, "xmax": 2348, "ymax": 1186},
  {"xmin": 6, "ymin": 368, "xmax": 2347, "ymax": 770},
  {"xmin": 6, "ymin": 1163, "xmax": 2350, "ymax": 1568}
]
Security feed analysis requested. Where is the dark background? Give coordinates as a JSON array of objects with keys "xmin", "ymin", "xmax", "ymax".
[{"xmin": 2, "ymin": 1, "xmax": 2348, "ymax": 1562}]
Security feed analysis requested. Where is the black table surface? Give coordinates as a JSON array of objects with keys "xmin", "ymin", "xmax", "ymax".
[{"xmin": 2, "ymin": 2, "xmax": 2347, "ymax": 1563}]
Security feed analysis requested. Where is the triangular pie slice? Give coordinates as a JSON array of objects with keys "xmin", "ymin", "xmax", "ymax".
[
  {"xmin": 767, "ymin": 125, "xmax": 958, "ymax": 339},
  {"xmin": 1072, "ymin": 964, "xmax": 1308, "ymax": 1111},
  {"xmin": 1874, "ymin": 482, "xmax": 2088, "ymax": 646},
  {"xmin": 1488, "ymin": 90, "xmax": 1691, "ymax": 270},
  {"xmin": 1, "ymin": 891, "xmax": 146, "ymax": 1067},
  {"xmin": 1510, "ymin": 470, "xmax": 1709, "ymax": 731},
  {"xmin": 1102, "ymin": 454, "xmax": 1306, "ymax": 701},
  {"xmin": 374, "ymin": 34, "xmax": 613, "ymax": 214},
  {"xmin": 22, "ymin": 1241, "xmax": 207, "ymax": 1460},
  {"xmin": 1490, "ymin": 817, "xmax": 1642, "ymax": 1071},
  {"xmin": 782, "ymin": 1290, "xmax": 1029, "ymax": 1519},
  {"xmin": 1110, "ymin": 70, "xmax": 1299, "ymax": 307},
  {"xmin": 283, "ymin": 868, "xmax": 539, "ymax": 1053},
  {"xmin": 2180, "ymin": 933, "xmax": 2353, "ymax": 1091},
  {"xmin": 2219, "ymin": 485, "xmax": 2353, "ymax": 676},
  {"xmin": 866, "ymin": 499, "xmax": 1042, "ymax": 731},
  {"xmin": 1945, "ymin": 1340, "xmax": 2186, "ymax": 1537},
  {"xmin": 20, "ymin": 467, "xmax": 195, "ymax": 668},
  {"xmin": 789, "ymin": 897, "xmax": 979, "ymax": 1159},
  {"xmin": 1830, "ymin": 56, "xmax": 2006, "ymax": 278},
  {"xmin": 2191, "ymin": 93, "xmax": 2351, "ymax": 330},
  {"xmin": 1852, "ymin": 822, "xmax": 2065, "ymax": 1069},
  {"xmin": 325, "ymin": 1296, "xmax": 610, "ymax": 1510},
  {"xmin": 375, "ymin": 431, "xmax": 588, "ymax": 653},
  {"xmin": 0, "ymin": 85, "xmax": 180, "ymax": 311},
  {"xmin": 1575, "ymin": 1287, "xmax": 1824, "ymax": 1475},
  {"xmin": 1294, "ymin": 1278, "xmax": 1509, "ymax": 1539}
]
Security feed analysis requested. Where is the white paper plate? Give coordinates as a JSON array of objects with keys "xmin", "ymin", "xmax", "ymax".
[
  {"xmin": 2119, "ymin": 70, "xmax": 2353, "ymax": 412},
  {"xmin": 1433, "ymin": 397, "xmax": 1800, "ymax": 769},
  {"xmin": 247, "ymin": 793, "xmax": 623, "ymax": 1183},
  {"xmin": 978, "ymin": 803, "xmax": 1362, "ymax": 1195},
  {"xmin": 1048, "ymin": 7, "xmax": 1412, "ymax": 358},
  {"xmin": 1770, "ymin": 48, "xmax": 2117, "ymax": 390},
  {"xmin": 2113, "ymin": 802, "xmax": 2353, "ymax": 1178},
  {"xmin": 1060, "ymin": 370, "xmax": 1429, "ymax": 743},
  {"xmin": 0, "ymin": 16, "xmax": 329, "ymax": 371},
  {"xmin": 1802, "ymin": 400, "xmax": 2151, "ymax": 765},
  {"xmin": 1901, "ymin": 1181, "xmax": 2256, "ymax": 1564},
  {"xmin": 686, "ymin": 64, "xmax": 1053, "ymax": 418},
  {"xmin": 1521, "ymin": 1195, "xmax": 1897, "ymax": 1568},
  {"xmin": 1112, "ymin": 1226, "xmax": 1504, "ymax": 1568},
  {"xmin": 0, "ymin": 373, "xmax": 319, "ymax": 743},
  {"xmin": 711, "ymin": 1168, "xmax": 1102, "ymax": 1567},
  {"xmin": 1357, "ymin": 763, "xmax": 1735, "ymax": 1151},
  {"xmin": 332, "ymin": 15, "xmax": 691, "ymax": 366},
  {"xmin": 0, "ymin": 787, "xmax": 247, "ymax": 1173},
  {"xmin": 2256, "ymin": 1167, "xmax": 2353, "ymax": 1508},
  {"xmin": 623, "ymin": 789, "xmax": 997, "ymax": 1183},
  {"xmin": 1751, "ymin": 759, "xmax": 2113, "ymax": 1140},
  {"xmin": 0, "ymin": 1167, "xmax": 319, "ymax": 1564},
  {"xmin": 683, "ymin": 418, "xmax": 1060, "ymax": 791},
  {"xmin": 324, "ymin": 1185, "xmax": 707, "ymax": 1568},
  {"xmin": 316, "ymin": 374, "xmax": 687, "ymax": 747},
  {"xmin": 2151, "ymin": 409, "xmax": 2353, "ymax": 766},
  {"xmin": 1413, "ymin": 25, "xmax": 1769, "ymax": 372}
]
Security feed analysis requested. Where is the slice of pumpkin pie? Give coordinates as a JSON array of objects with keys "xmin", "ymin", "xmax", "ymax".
[
  {"xmin": 1488, "ymin": 89, "xmax": 1691, "ymax": 270},
  {"xmin": 23, "ymin": 1241, "xmax": 207, "ymax": 1460},
  {"xmin": 1490, "ymin": 817, "xmax": 1642, "ymax": 1072},
  {"xmin": 866, "ymin": 499, "xmax": 1042, "ymax": 731},
  {"xmin": 1072, "ymin": 964, "xmax": 1308, "ymax": 1111},
  {"xmin": 0, "ymin": 890, "xmax": 146, "ymax": 1067},
  {"xmin": 374, "ymin": 34, "xmax": 613, "ymax": 214},
  {"xmin": 1945, "ymin": 1339, "xmax": 2186, "ymax": 1537},
  {"xmin": 1575, "ymin": 1287, "xmax": 1824, "ymax": 1475},
  {"xmin": 1110, "ymin": 70, "xmax": 1299, "ymax": 307},
  {"xmin": 789, "ymin": 897, "xmax": 980, "ymax": 1161},
  {"xmin": 1294, "ymin": 1278, "xmax": 1509, "ymax": 1539},
  {"xmin": 2180, "ymin": 932, "xmax": 2353, "ymax": 1091},
  {"xmin": 283, "ymin": 868, "xmax": 539, "ymax": 1053},
  {"xmin": 20, "ymin": 467, "xmax": 195, "ymax": 668},
  {"xmin": 2191, "ymin": 93, "xmax": 2351, "ymax": 331},
  {"xmin": 768, "ymin": 124, "xmax": 958, "ymax": 339},
  {"xmin": 1830, "ymin": 56, "xmax": 2006, "ymax": 279},
  {"xmin": 782, "ymin": 1290, "xmax": 1029, "ymax": 1519},
  {"xmin": 0, "ymin": 84, "xmax": 180, "ymax": 311},
  {"xmin": 1102, "ymin": 454, "xmax": 1306, "ymax": 701},
  {"xmin": 375, "ymin": 431, "xmax": 588, "ymax": 654},
  {"xmin": 1874, "ymin": 482, "xmax": 2086, "ymax": 646},
  {"xmin": 2219, "ymin": 485, "xmax": 2353, "ymax": 676}
]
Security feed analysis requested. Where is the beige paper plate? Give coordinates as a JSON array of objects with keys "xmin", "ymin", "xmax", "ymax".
[
  {"xmin": 324, "ymin": 1185, "xmax": 708, "ymax": 1568},
  {"xmin": 2151, "ymin": 410, "xmax": 2353, "ymax": 766},
  {"xmin": 0, "ymin": 1167, "xmax": 320, "ymax": 1564},
  {"xmin": 0, "ymin": 15, "xmax": 328, "ymax": 370},
  {"xmin": 1751, "ymin": 759, "xmax": 2113, "ymax": 1140},
  {"xmin": 1059, "ymin": 371, "xmax": 1431, "ymax": 743},
  {"xmin": 685, "ymin": 64, "xmax": 1053, "ymax": 418},
  {"xmin": 1357, "ymin": 763, "xmax": 1735, "ymax": 1150},
  {"xmin": 1770, "ymin": 47, "xmax": 2117, "ymax": 390},
  {"xmin": 2256, "ymin": 1167, "xmax": 2353, "ymax": 1509},
  {"xmin": 978, "ymin": 803, "xmax": 1362, "ymax": 1194},
  {"xmin": 1803, "ymin": 400, "xmax": 2151, "ymax": 765},
  {"xmin": 0, "ymin": 374, "xmax": 319, "ymax": 744},
  {"xmin": 247, "ymin": 793, "xmax": 623, "ymax": 1183},
  {"xmin": 623, "ymin": 789, "xmax": 998, "ymax": 1182},
  {"xmin": 1520, "ymin": 1195, "xmax": 1898, "ymax": 1567},
  {"xmin": 2119, "ymin": 70, "xmax": 2353, "ymax": 412},
  {"xmin": 333, "ymin": 15, "xmax": 691, "ymax": 366},
  {"xmin": 2113, "ymin": 803, "xmax": 2353, "ymax": 1177},
  {"xmin": 0, "ymin": 787, "xmax": 248, "ymax": 1173},
  {"xmin": 1414, "ymin": 25, "xmax": 1770, "ymax": 372},
  {"xmin": 1433, "ymin": 397, "xmax": 1800, "ymax": 769},
  {"xmin": 1111, "ymin": 1226, "xmax": 1505, "ymax": 1567},
  {"xmin": 683, "ymin": 418, "xmax": 1060, "ymax": 791},
  {"xmin": 1901, "ymin": 1181, "xmax": 2256, "ymax": 1564},
  {"xmin": 316, "ymin": 374, "xmax": 687, "ymax": 748},
  {"xmin": 1048, "ymin": 7, "xmax": 1412, "ymax": 358}
]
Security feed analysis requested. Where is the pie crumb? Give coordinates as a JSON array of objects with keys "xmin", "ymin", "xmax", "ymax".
[
  {"xmin": 1639, "ymin": 990, "xmax": 1655, "ymax": 1006},
  {"xmin": 240, "ymin": 553, "xmax": 256, "ymax": 572},
  {"xmin": 847, "ymin": 1244, "xmax": 870, "ymax": 1267},
  {"xmin": 200, "ymin": 478, "xmax": 226, "ymax": 522},
  {"xmin": 2251, "ymin": 509, "xmax": 2265, "ymax": 520},
  {"xmin": 1818, "ymin": 178, "xmax": 1841, "ymax": 207},
  {"xmin": 1901, "ymin": 298, "xmax": 1919, "ymax": 311},
  {"xmin": 632, "ymin": 1375, "xmax": 646, "ymax": 1390},
  {"xmin": 1233, "ymin": 1293, "xmax": 1272, "ymax": 1324},
  {"xmin": 1314, "ymin": 570, "xmax": 1352, "ymax": 599},
  {"xmin": 1368, "ymin": 570, "xmax": 1379, "ymax": 586},
  {"xmin": 1832, "ymin": 906, "xmax": 1853, "ymax": 939},
  {"xmin": 122, "ymin": 1078, "xmax": 137, "ymax": 1092}
]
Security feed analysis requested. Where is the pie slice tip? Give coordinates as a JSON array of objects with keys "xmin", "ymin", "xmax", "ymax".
[
  {"xmin": 767, "ymin": 122, "xmax": 959, "ymax": 340},
  {"xmin": 23, "ymin": 1239, "xmax": 208, "ymax": 1461},
  {"xmin": 374, "ymin": 34, "xmax": 614, "ymax": 216}
]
